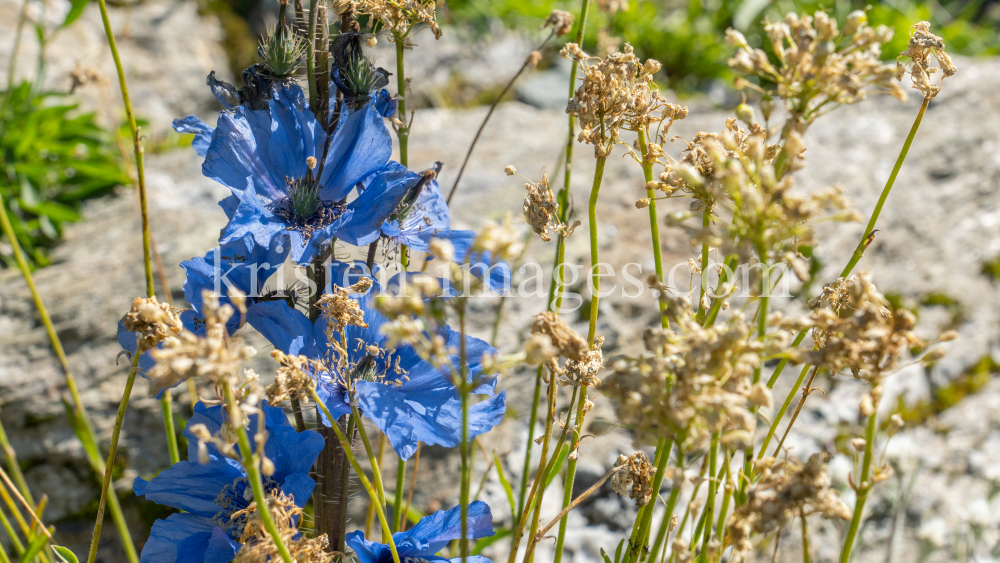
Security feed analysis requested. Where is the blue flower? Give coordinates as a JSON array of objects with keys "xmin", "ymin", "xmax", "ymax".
[
  {"xmin": 133, "ymin": 402, "xmax": 324, "ymax": 563},
  {"xmin": 346, "ymin": 501, "xmax": 495, "ymax": 563},
  {"xmin": 116, "ymin": 233, "xmax": 287, "ymax": 385},
  {"xmin": 246, "ymin": 264, "xmax": 507, "ymax": 461},
  {"xmin": 201, "ymin": 82, "xmax": 412, "ymax": 264}
]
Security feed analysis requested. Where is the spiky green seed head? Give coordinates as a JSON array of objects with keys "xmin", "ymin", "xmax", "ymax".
[{"xmin": 259, "ymin": 26, "xmax": 305, "ymax": 79}]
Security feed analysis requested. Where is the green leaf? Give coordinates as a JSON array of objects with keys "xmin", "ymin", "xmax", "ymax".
[
  {"xmin": 22, "ymin": 201, "xmax": 81, "ymax": 223},
  {"xmin": 19, "ymin": 533, "xmax": 48, "ymax": 563},
  {"xmin": 614, "ymin": 538, "xmax": 625, "ymax": 563},
  {"xmin": 600, "ymin": 547, "xmax": 614, "ymax": 563},
  {"xmin": 62, "ymin": 0, "xmax": 89, "ymax": 27},
  {"xmin": 472, "ymin": 527, "xmax": 511, "ymax": 555},
  {"xmin": 53, "ymin": 545, "xmax": 80, "ymax": 563},
  {"xmin": 493, "ymin": 452, "xmax": 517, "ymax": 519}
]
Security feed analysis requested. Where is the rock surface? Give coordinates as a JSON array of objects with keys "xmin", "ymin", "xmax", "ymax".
[{"xmin": 1, "ymin": 6, "xmax": 999, "ymax": 562}]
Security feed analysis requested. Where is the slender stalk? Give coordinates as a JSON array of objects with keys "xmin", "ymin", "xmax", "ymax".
[
  {"xmin": 394, "ymin": 34, "xmax": 409, "ymax": 168},
  {"xmin": 636, "ymin": 130, "xmax": 668, "ymax": 326},
  {"xmin": 160, "ymin": 390, "xmax": 179, "ymax": 465},
  {"xmin": 221, "ymin": 382, "xmax": 293, "ymax": 563},
  {"xmin": 517, "ymin": 369, "xmax": 544, "ymax": 523},
  {"xmin": 0, "ymin": 195, "xmax": 137, "ymax": 563},
  {"xmin": 0, "ymin": 467, "xmax": 51, "ymax": 541},
  {"xmin": 702, "ymin": 254, "xmax": 739, "ymax": 328},
  {"xmin": 508, "ymin": 381, "xmax": 558, "ymax": 563},
  {"xmin": 771, "ymin": 366, "xmax": 821, "ymax": 457},
  {"xmin": 840, "ymin": 97, "xmax": 930, "ymax": 278},
  {"xmin": 839, "ymin": 401, "xmax": 879, "ymax": 563},
  {"xmin": 628, "ymin": 439, "xmax": 672, "ymax": 563},
  {"xmin": 648, "ymin": 445, "xmax": 684, "ymax": 563},
  {"xmin": 366, "ymin": 434, "xmax": 386, "ymax": 537},
  {"xmin": 308, "ymin": 387, "xmax": 401, "ymax": 563},
  {"xmin": 447, "ymin": 32, "xmax": 556, "ymax": 204},
  {"xmin": 86, "ymin": 347, "xmax": 140, "ymax": 563},
  {"xmin": 563, "ymin": 0, "xmax": 591, "ymax": 199},
  {"xmin": 290, "ymin": 398, "xmax": 307, "ymax": 433},
  {"xmin": 459, "ymin": 306, "xmax": 470, "ymax": 563},
  {"xmin": 698, "ymin": 433, "xmax": 719, "ymax": 562},
  {"xmin": 0, "ymin": 478, "xmax": 30, "ymax": 543},
  {"xmin": 392, "ymin": 456, "xmax": 406, "ymax": 533},
  {"xmin": 94, "ymin": 0, "xmax": 152, "ymax": 297},
  {"xmin": 0, "ymin": 406, "xmax": 34, "ymax": 507},
  {"xmin": 801, "ymin": 511, "xmax": 811, "ymax": 563},
  {"xmin": 713, "ymin": 451, "xmax": 732, "ymax": 540},
  {"xmin": 402, "ymin": 443, "xmax": 421, "ymax": 532},
  {"xmin": 553, "ymin": 389, "xmax": 591, "ymax": 562},
  {"xmin": 350, "ymin": 405, "xmax": 386, "ymax": 507},
  {"xmin": 523, "ymin": 465, "xmax": 621, "ymax": 562},
  {"xmin": 696, "ymin": 212, "xmax": 711, "ymax": 321},
  {"xmin": 306, "ymin": 0, "xmax": 319, "ymax": 106},
  {"xmin": 2, "ymin": 0, "xmax": 29, "ymax": 95},
  {"xmin": 587, "ymin": 157, "xmax": 608, "ymax": 344}
]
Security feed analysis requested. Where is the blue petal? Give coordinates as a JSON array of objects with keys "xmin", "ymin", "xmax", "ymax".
[
  {"xmin": 183, "ymin": 402, "xmax": 290, "ymax": 464},
  {"xmin": 219, "ymin": 195, "xmax": 240, "ymax": 221},
  {"xmin": 354, "ymin": 380, "xmax": 418, "ymax": 460},
  {"xmin": 402, "ymin": 389, "xmax": 507, "ymax": 454},
  {"xmin": 202, "ymin": 105, "xmax": 284, "ymax": 200},
  {"xmin": 279, "ymin": 472, "xmax": 317, "ymax": 508},
  {"xmin": 133, "ymin": 458, "xmax": 245, "ymax": 518},
  {"xmin": 116, "ymin": 316, "xmax": 156, "ymax": 376},
  {"xmin": 173, "ymin": 116, "xmax": 215, "ymax": 158},
  {"xmin": 264, "ymin": 424, "xmax": 325, "ymax": 483},
  {"xmin": 402, "ymin": 501, "xmax": 495, "ymax": 555},
  {"xmin": 246, "ymin": 300, "xmax": 321, "ymax": 358},
  {"xmin": 338, "ymin": 162, "xmax": 417, "ymax": 246},
  {"xmin": 218, "ymin": 185, "xmax": 288, "ymax": 253},
  {"xmin": 267, "ymin": 84, "xmax": 324, "ymax": 185},
  {"xmin": 203, "ymin": 527, "xmax": 240, "ymax": 563},
  {"xmin": 139, "ymin": 513, "xmax": 219, "ymax": 563},
  {"xmin": 345, "ymin": 530, "xmax": 394, "ymax": 563},
  {"xmin": 326, "ymin": 260, "xmax": 382, "ymax": 291},
  {"xmin": 317, "ymin": 97, "xmax": 393, "ymax": 202},
  {"xmin": 373, "ymin": 89, "xmax": 397, "ymax": 118}
]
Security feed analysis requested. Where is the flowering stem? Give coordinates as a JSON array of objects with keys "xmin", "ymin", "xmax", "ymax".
[
  {"xmin": 221, "ymin": 382, "xmax": 293, "ymax": 563},
  {"xmin": 648, "ymin": 445, "xmax": 684, "ymax": 563},
  {"xmin": 94, "ymin": 0, "xmax": 152, "ymax": 298},
  {"xmin": 553, "ymin": 388, "xmax": 593, "ymax": 563},
  {"xmin": 87, "ymin": 344, "xmax": 140, "ymax": 563},
  {"xmin": 509, "ymin": 381, "xmax": 558, "ymax": 563},
  {"xmin": 447, "ymin": 31, "xmax": 556, "ymax": 204},
  {"xmin": 636, "ymin": 129, "xmax": 668, "ymax": 326},
  {"xmin": 701, "ymin": 254, "xmax": 739, "ymax": 328},
  {"xmin": 351, "ymin": 404, "xmax": 386, "ymax": 507},
  {"xmin": 402, "ymin": 444, "xmax": 421, "ymax": 532},
  {"xmin": 801, "ymin": 511, "xmax": 811, "ymax": 563},
  {"xmin": 394, "ymin": 33, "xmax": 409, "ymax": 168},
  {"xmin": 698, "ymin": 433, "xmax": 719, "ymax": 563},
  {"xmin": 0, "ymin": 194, "xmax": 137, "ymax": 563},
  {"xmin": 840, "ymin": 96, "xmax": 929, "ymax": 278},
  {"xmin": 771, "ymin": 366, "xmax": 821, "ymax": 457},
  {"xmin": 392, "ymin": 456, "xmax": 406, "ymax": 532},
  {"xmin": 310, "ymin": 387, "xmax": 401, "ymax": 562},
  {"xmin": 714, "ymin": 450, "xmax": 733, "ymax": 540},
  {"xmin": 459, "ymin": 305, "xmax": 471, "ymax": 563},
  {"xmin": 587, "ymin": 156, "xmax": 608, "ymax": 345},
  {"xmin": 0, "ymin": 407, "xmax": 34, "ymax": 509},
  {"xmin": 628, "ymin": 439, "xmax": 672, "ymax": 563},
  {"xmin": 839, "ymin": 398, "xmax": 879, "ymax": 563},
  {"xmin": 161, "ymin": 391, "xmax": 180, "ymax": 465}
]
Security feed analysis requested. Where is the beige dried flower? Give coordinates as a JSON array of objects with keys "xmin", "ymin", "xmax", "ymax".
[
  {"xmin": 531, "ymin": 312, "xmax": 589, "ymax": 362},
  {"xmin": 147, "ymin": 292, "xmax": 255, "ymax": 395},
  {"xmin": 518, "ymin": 168, "xmax": 581, "ymax": 242},
  {"xmin": 355, "ymin": 0, "xmax": 441, "ymax": 41},
  {"xmin": 728, "ymin": 454, "xmax": 851, "ymax": 553},
  {"xmin": 316, "ymin": 278, "xmax": 372, "ymax": 343},
  {"xmin": 543, "ymin": 9, "xmax": 574, "ymax": 36},
  {"xmin": 122, "ymin": 296, "xmax": 183, "ymax": 351},
  {"xmin": 266, "ymin": 350, "xmax": 317, "ymax": 405},
  {"xmin": 471, "ymin": 213, "xmax": 523, "ymax": 262},
  {"xmin": 611, "ymin": 451, "xmax": 653, "ymax": 507},
  {"xmin": 526, "ymin": 50, "xmax": 543, "ymax": 67},
  {"xmin": 233, "ymin": 490, "xmax": 333, "ymax": 563},
  {"xmin": 728, "ymin": 10, "xmax": 906, "ymax": 129},
  {"xmin": 597, "ymin": 0, "xmax": 628, "ymax": 14},
  {"xmin": 896, "ymin": 21, "xmax": 956, "ymax": 99},
  {"xmin": 562, "ymin": 43, "xmax": 667, "ymax": 158}
]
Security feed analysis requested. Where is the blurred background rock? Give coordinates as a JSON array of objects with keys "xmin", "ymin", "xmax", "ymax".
[{"xmin": 2, "ymin": 0, "xmax": 1000, "ymax": 561}]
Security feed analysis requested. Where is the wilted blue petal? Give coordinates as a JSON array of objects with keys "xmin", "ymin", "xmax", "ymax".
[{"xmin": 173, "ymin": 116, "xmax": 215, "ymax": 157}]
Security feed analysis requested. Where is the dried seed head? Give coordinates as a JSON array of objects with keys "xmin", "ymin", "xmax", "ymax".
[
  {"xmin": 316, "ymin": 279, "xmax": 371, "ymax": 343},
  {"xmin": 266, "ymin": 350, "xmax": 317, "ymax": 405},
  {"xmin": 123, "ymin": 296, "xmax": 183, "ymax": 351},
  {"xmin": 543, "ymin": 10, "xmax": 575, "ymax": 36},
  {"xmin": 234, "ymin": 490, "xmax": 334, "ymax": 563},
  {"xmin": 355, "ymin": 0, "xmax": 442, "ymax": 41},
  {"xmin": 896, "ymin": 21, "xmax": 956, "ymax": 100},
  {"xmin": 611, "ymin": 451, "xmax": 653, "ymax": 507},
  {"xmin": 527, "ymin": 50, "xmax": 543, "ymax": 67},
  {"xmin": 518, "ymin": 167, "xmax": 580, "ymax": 242}
]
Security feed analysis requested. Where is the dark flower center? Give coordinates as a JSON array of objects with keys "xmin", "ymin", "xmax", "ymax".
[
  {"xmin": 213, "ymin": 476, "xmax": 280, "ymax": 538},
  {"xmin": 276, "ymin": 175, "xmax": 346, "ymax": 240}
]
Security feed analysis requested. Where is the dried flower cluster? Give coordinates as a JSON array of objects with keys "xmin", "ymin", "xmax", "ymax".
[
  {"xmin": 316, "ymin": 277, "xmax": 373, "ymax": 340},
  {"xmin": 234, "ymin": 491, "xmax": 333, "ymax": 563},
  {"xmin": 561, "ymin": 43, "xmax": 666, "ymax": 157},
  {"xmin": 611, "ymin": 451, "xmax": 653, "ymax": 507},
  {"xmin": 147, "ymin": 292, "xmax": 256, "ymax": 395},
  {"xmin": 355, "ymin": 0, "xmax": 442, "ymax": 41},
  {"xmin": 728, "ymin": 10, "xmax": 905, "ymax": 128},
  {"xmin": 896, "ymin": 21, "xmax": 957, "ymax": 99},
  {"xmin": 529, "ymin": 312, "xmax": 602, "ymax": 387},
  {"xmin": 542, "ymin": 9, "xmax": 575, "ymax": 37},
  {"xmin": 606, "ymin": 293, "xmax": 785, "ymax": 450},
  {"xmin": 727, "ymin": 454, "xmax": 852, "ymax": 553},
  {"xmin": 513, "ymin": 167, "xmax": 581, "ymax": 242},
  {"xmin": 122, "ymin": 296, "xmax": 183, "ymax": 351},
  {"xmin": 265, "ymin": 350, "xmax": 317, "ymax": 404}
]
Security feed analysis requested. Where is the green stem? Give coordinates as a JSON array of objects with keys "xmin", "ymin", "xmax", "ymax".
[
  {"xmin": 702, "ymin": 254, "xmax": 739, "ymax": 328},
  {"xmin": 95, "ymin": 0, "xmax": 152, "ymax": 298},
  {"xmin": 0, "ymin": 195, "xmax": 137, "ymax": 563},
  {"xmin": 160, "ymin": 392, "xmax": 179, "ymax": 465},
  {"xmin": 698, "ymin": 433, "xmax": 719, "ymax": 562},
  {"xmin": 459, "ymin": 305, "xmax": 471, "ymax": 563},
  {"xmin": 0, "ymin": 504, "xmax": 18, "ymax": 560},
  {"xmin": 222, "ymin": 382, "xmax": 293, "ymax": 563},
  {"xmin": 648, "ymin": 445, "xmax": 683, "ymax": 563},
  {"xmin": 508, "ymin": 382, "xmax": 557, "ymax": 563},
  {"xmin": 713, "ymin": 451, "xmax": 732, "ymax": 540},
  {"xmin": 553, "ymin": 389, "xmax": 591, "ymax": 563},
  {"xmin": 636, "ymin": 129, "xmax": 668, "ymax": 327},
  {"xmin": 696, "ymin": 212, "xmax": 710, "ymax": 322},
  {"xmin": 839, "ymin": 401, "xmax": 879, "ymax": 563},
  {"xmin": 801, "ymin": 511, "xmax": 811, "ymax": 563},
  {"xmin": 312, "ymin": 387, "xmax": 401, "ymax": 562},
  {"xmin": 351, "ymin": 405, "xmax": 386, "ymax": 507},
  {"xmin": 394, "ymin": 34, "xmax": 409, "ymax": 168},
  {"xmin": 306, "ymin": 0, "xmax": 318, "ymax": 107},
  {"xmin": 628, "ymin": 439, "xmax": 672, "ymax": 563},
  {"xmin": 87, "ymin": 346, "xmax": 140, "ymax": 563},
  {"xmin": 0, "ymin": 406, "xmax": 34, "ymax": 507},
  {"xmin": 587, "ymin": 157, "xmax": 608, "ymax": 345},
  {"xmin": 840, "ymin": 97, "xmax": 929, "ymax": 278},
  {"xmin": 392, "ymin": 456, "xmax": 406, "ymax": 533}
]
